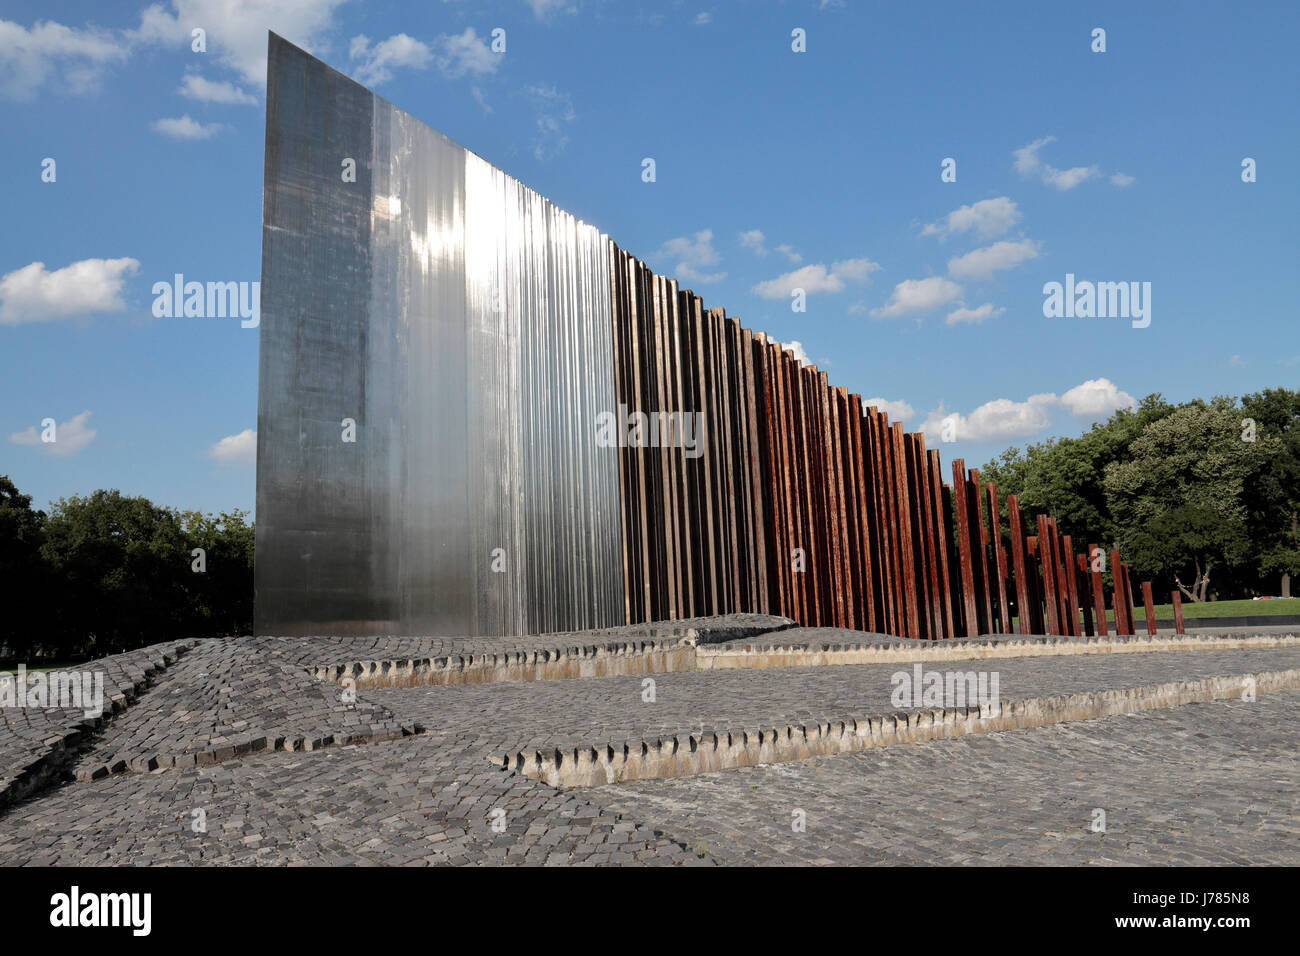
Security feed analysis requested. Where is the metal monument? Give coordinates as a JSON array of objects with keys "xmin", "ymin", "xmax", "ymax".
[{"xmin": 256, "ymin": 34, "xmax": 1132, "ymax": 640}]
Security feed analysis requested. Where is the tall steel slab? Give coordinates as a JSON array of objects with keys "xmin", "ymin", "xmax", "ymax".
[{"xmin": 256, "ymin": 34, "xmax": 623, "ymax": 636}]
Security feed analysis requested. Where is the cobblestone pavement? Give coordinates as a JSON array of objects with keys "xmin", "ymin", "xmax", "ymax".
[
  {"xmin": 0, "ymin": 641, "xmax": 193, "ymax": 806},
  {"xmin": 0, "ymin": 622, "xmax": 1295, "ymax": 866},
  {"xmin": 0, "ymin": 732, "xmax": 701, "ymax": 866},
  {"xmin": 365, "ymin": 647, "xmax": 1300, "ymax": 756},
  {"xmin": 576, "ymin": 692, "xmax": 1300, "ymax": 865},
  {"xmin": 73, "ymin": 640, "xmax": 419, "ymax": 781}
]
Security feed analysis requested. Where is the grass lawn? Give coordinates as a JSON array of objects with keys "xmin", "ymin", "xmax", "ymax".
[
  {"xmin": 1012, "ymin": 596, "xmax": 1300, "ymax": 630},
  {"xmin": 1102, "ymin": 596, "xmax": 1300, "ymax": 622},
  {"xmin": 0, "ymin": 661, "xmax": 88, "ymax": 674}
]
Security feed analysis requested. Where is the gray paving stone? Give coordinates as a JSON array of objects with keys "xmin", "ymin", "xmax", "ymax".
[
  {"xmin": 0, "ymin": 621, "xmax": 1295, "ymax": 866},
  {"xmin": 574, "ymin": 691, "xmax": 1300, "ymax": 866}
]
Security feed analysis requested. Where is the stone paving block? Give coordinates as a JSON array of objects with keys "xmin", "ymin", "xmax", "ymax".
[{"xmin": 0, "ymin": 621, "xmax": 1296, "ymax": 866}]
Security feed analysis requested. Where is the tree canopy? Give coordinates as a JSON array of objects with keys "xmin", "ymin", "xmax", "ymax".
[
  {"xmin": 0, "ymin": 478, "xmax": 253, "ymax": 661},
  {"xmin": 981, "ymin": 388, "xmax": 1300, "ymax": 600}
]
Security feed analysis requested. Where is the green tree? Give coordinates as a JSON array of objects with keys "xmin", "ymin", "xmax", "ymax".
[
  {"xmin": 1103, "ymin": 398, "xmax": 1280, "ymax": 601},
  {"xmin": 981, "ymin": 393, "xmax": 1175, "ymax": 547},
  {"xmin": 180, "ymin": 509, "xmax": 255, "ymax": 636},
  {"xmin": 39, "ymin": 490, "xmax": 194, "ymax": 656},
  {"xmin": 0, "ymin": 475, "xmax": 49, "ymax": 658},
  {"xmin": 1240, "ymin": 388, "xmax": 1300, "ymax": 596}
]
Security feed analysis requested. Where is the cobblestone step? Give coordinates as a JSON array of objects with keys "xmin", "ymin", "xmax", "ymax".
[{"xmin": 501, "ymin": 669, "xmax": 1300, "ymax": 789}]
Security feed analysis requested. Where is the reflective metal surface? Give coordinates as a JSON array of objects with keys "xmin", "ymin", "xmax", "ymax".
[{"xmin": 256, "ymin": 35, "xmax": 622, "ymax": 636}]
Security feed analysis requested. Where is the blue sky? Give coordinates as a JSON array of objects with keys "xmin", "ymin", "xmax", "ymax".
[{"xmin": 2, "ymin": 0, "xmax": 1296, "ymax": 517}]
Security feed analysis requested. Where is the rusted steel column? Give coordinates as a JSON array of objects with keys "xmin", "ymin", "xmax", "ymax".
[
  {"xmin": 821, "ymin": 377, "xmax": 846, "ymax": 627},
  {"xmin": 1040, "ymin": 522, "xmax": 1060, "ymax": 634},
  {"xmin": 1142, "ymin": 581, "xmax": 1157, "ymax": 635},
  {"xmin": 1037, "ymin": 516, "xmax": 1060, "ymax": 634},
  {"xmin": 942, "ymin": 482, "xmax": 963, "ymax": 636},
  {"xmin": 803, "ymin": 367, "xmax": 826, "ymax": 624},
  {"xmin": 1088, "ymin": 544, "xmax": 1108, "ymax": 637},
  {"xmin": 889, "ymin": 422, "xmax": 919, "ymax": 637},
  {"xmin": 1172, "ymin": 590, "xmax": 1186, "ymax": 634},
  {"xmin": 688, "ymin": 297, "xmax": 718, "ymax": 616},
  {"xmin": 741, "ymin": 330, "xmax": 768, "ymax": 613},
  {"xmin": 848, "ymin": 396, "xmax": 877, "ymax": 632},
  {"xmin": 986, "ymin": 483, "xmax": 1010, "ymax": 633},
  {"xmin": 914, "ymin": 437, "xmax": 942, "ymax": 639},
  {"xmin": 1006, "ymin": 495, "xmax": 1031, "ymax": 635},
  {"xmin": 1061, "ymin": 535, "xmax": 1080, "ymax": 637},
  {"xmin": 928, "ymin": 450, "xmax": 955, "ymax": 639},
  {"xmin": 1026, "ymin": 536, "xmax": 1044, "ymax": 634},
  {"xmin": 773, "ymin": 345, "xmax": 798, "ymax": 620},
  {"xmin": 968, "ymin": 469, "xmax": 993, "ymax": 635},
  {"xmin": 845, "ymin": 391, "xmax": 871, "ymax": 630},
  {"xmin": 901, "ymin": 434, "xmax": 925, "ymax": 637},
  {"xmin": 951, "ymin": 458, "xmax": 979, "ymax": 636},
  {"xmin": 669, "ymin": 281, "xmax": 696, "ymax": 618},
  {"xmin": 1122, "ymin": 563, "xmax": 1137, "ymax": 636},
  {"xmin": 876, "ymin": 411, "xmax": 901, "ymax": 635},
  {"xmin": 878, "ymin": 413, "xmax": 902, "ymax": 633},
  {"xmin": 751, "ymin": 336, "xmax": 779, "ymax": 616},
  {"xmin": 1111, "ymin": 550, "xmax": 1128, "ymax": 634},
  {"xmin": 1076, "ymin": 554, "xmax": 1095, "ymax": 636}
]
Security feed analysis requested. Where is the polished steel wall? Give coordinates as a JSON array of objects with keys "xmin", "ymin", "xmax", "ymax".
[{"xmin": 256, "ymin": 35, "xmax": 623, "ymax": 636}]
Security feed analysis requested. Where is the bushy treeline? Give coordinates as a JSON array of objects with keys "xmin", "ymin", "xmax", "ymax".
[
  {"xmin": 0, "ymin": 477, "xmax": 253, "ymax": 661},
  {"xmin": 980, "ymin": 388, "xmax": 1300, "ymax": 602}
]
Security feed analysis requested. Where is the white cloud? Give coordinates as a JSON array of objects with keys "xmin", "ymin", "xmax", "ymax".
[
  {"xmin": 525, "ymin": 0, "xmax": 575, "ymax": 18},
  {"xmin": 524, "ymin": 83, "xmax": 575, "ymax": 160},
  {"xmin": 10, "ymin": 410, "xmax": 96, "ymax": 456},
  {"xmin": 658, "ymin": 230, "xmax": 725, "ymax": 284},
  {"xmin": 694, "ymin": 12, "xmax": 712, "ymax": 25},
  {"xmin": 862, "ymin": 397, "xmax": 914, "ymax": 422},
  {"xmin": 780, "ymin": 340, "xmax": 809, "ymax": 365},
  {"xmin": 178, "ymin": 72, "xmax": 256, "ymax": 104},
  {"xmin": 1229, "ymin": 354, "xmax": 1246, "ymax": 368},
  {"xmin": 1058, "ymin": 378, "xmax": 1135, "ymax": 420},
  {"xmin": 133, "ymin": 0, "xmax": 348, "ymax": 87},
  {"xmin": 434, "ymin": 27, "xmax": 499, "ymax": 79},
  {"xmin": 1109, "ymin": 172, "xmax": 1136, "ymax": 187},
  {"xmin": 946, "ymin": 302, "xmax": 1004, "ymax": 325},
  {"xmin": 752, "ymin": 258, "xmax": 879, "ymax": 299},
  {"xmin": 919, "ymin": 393, "xmax": 1057, "ymax": 444},
  {"xmin": 349, "ymin": 33, "xmax": 431, "ymax": 85},
  {"xmin": 0, "ymin": 258, "xmax": 139, "ymax": 325},
  {"xmin": 0, "ymin": 17, "xmax": 129, "ymax": 100},
  {"xmin": 830, "ymin": 257, "xmax": 878, "ymax": 281},
  {"xmin": 921, "ymin": 196, "xmax": 1020, "ymax": 240},
  {"xmin": 209, "ymin": 428, "xmax": 256, "ymax": 465},
  {"xmin": 350, "ymin": 29, "xmax": 500, "ymax": 86},
  {"xmin": 916, "ymin": 378, "xmax": 1135, "ymax": 443},
  {"xmin": 738, "ymin": 229, "xmax": 766, "ymax": 254},
  {"xmin": 946, "ymin": 239, "xmax": 1041, "ymax": 280},
  {"xmin": 737, "ymin": 231, "xmax": 801, "ymax": 263},
  {"xmin": 152, "ymin": 114, "xmax": 225, "ymax": 139},
  {"xmin": 1013, "ymin": 136, "xmax": 1100, "ymax": 191},
  {"xmin": 870, "ymin": 277, "xmax": 962, "ymax": 318}
]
